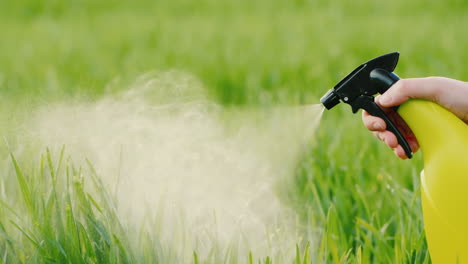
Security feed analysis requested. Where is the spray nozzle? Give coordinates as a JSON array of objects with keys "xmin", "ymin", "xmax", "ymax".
[
  {"xmin": 320, "ymin": 89, "xmax": 340, "ymax": 109},
  {"xmin": 321, "ymin": 52, "xmax": 413, "ymax": 158}
]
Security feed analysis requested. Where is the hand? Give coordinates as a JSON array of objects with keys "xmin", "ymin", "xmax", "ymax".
[{"xmin": 362, "ymin": 77, "xmax": 468, "ymax": 159}]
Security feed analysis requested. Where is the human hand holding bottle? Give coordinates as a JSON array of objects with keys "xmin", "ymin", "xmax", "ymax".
[{"xmin": 362, "ymin": 77, "xmax": 468, "ymax": 159}]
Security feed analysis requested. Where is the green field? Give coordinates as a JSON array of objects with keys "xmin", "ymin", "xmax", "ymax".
[{"xmin": 1, "ymin": 0, "xmax": 468, "ymax": 263}]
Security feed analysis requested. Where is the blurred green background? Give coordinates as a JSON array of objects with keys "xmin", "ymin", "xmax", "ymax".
[
  {"xmin": 0, "ymin": 0, "xmax": 467, "ymax": 263},
  {"xmin": 1, "ymin": 0, "xmax": 467, "ymax": 104}
]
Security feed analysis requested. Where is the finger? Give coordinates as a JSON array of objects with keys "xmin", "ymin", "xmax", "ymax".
[
  {"xmin": 372, "ymin": 131, "xmax": 382, "ymax": 141},
  {"xmin": 377, "ymin": 77, "xmax": 443, "ymax": 107},
  {"xmin": 362, "ymin": 111, "xmax": 386, "ymax": 131},
  {"xmin": 381, "ymin": 131, "xmax": 398, "ymax": 148},
  {"xmin": 372, "ymin": 131, "xmax": 399, "ymax": 149},
  {"xmin": 394, "ymin": 145, "xmax": 408, "ymax": 160}
]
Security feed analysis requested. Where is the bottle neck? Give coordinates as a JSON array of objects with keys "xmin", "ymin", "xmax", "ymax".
[{"xmin": 397, "ymin": 99, "xmax": 467, "ymax": 161}]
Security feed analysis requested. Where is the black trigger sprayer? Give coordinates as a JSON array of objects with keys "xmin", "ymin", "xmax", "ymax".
[{"xmin": 320, "ymin": 52, "xmax": 413, "ymax": 158}]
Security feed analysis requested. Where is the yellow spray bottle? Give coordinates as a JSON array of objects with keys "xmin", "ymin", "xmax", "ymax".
[{"xmin": 320, "ymin": 52, "xmax": 468, "ymax": 263}]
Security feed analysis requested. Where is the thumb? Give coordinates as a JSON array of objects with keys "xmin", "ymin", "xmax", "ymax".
[{"xmin": 376, "ymin": 78, "xmax": 441, "ymax": 107}]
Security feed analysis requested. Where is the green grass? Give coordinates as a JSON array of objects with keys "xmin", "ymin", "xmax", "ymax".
[{"xmin": 0, "ymin": 0, "xmax": 467, "ymax": 263}]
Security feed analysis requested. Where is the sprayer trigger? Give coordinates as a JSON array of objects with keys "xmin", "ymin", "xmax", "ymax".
[{"xmin": 320, "ymin": 52, "xmax": 413, "ymax": 158}]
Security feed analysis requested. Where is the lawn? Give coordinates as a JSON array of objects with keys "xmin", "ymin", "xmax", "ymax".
[{"xmin": 0, "ymin": 0, "xmax": 467, "ymax": 263}]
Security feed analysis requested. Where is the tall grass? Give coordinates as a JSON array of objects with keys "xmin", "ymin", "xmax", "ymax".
[{"xmin": 1, "ymin": 148, "xmax": 429, "ymax": 263}]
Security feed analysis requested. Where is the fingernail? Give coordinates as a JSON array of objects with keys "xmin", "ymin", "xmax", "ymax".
[{"xmin": 378, "ymin": 95, "xmax": 392, "ymax": 105}]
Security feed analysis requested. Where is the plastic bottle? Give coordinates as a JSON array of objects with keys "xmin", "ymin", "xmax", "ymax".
[{"xmin": 398, "ymin": 100, "xmax": 468, "ymax": 263}]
